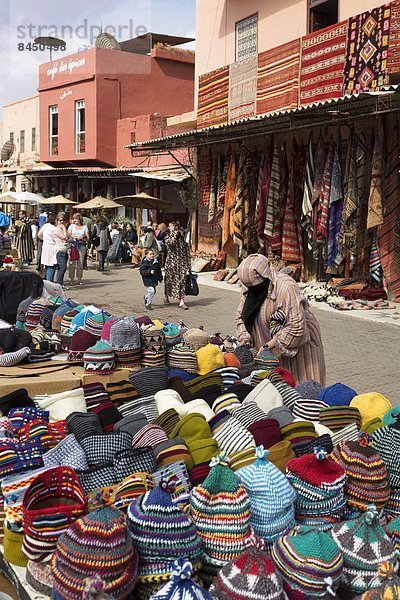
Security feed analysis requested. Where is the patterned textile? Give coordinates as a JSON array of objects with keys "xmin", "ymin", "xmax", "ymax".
[
  {"xmin": 257, "ymin": 39, "xmax": 300, "ymax": 115},
  {"xmin": 200, "ymin": 149, "xmax": 213, "ymax": 206},
  {"xmin": 370, "ymin": 233, "xmax": 383, "ymax": 283},
  {"xmin": 222, "ymin": 150, "xmax": 236, "ymax": 247},
  {"xmin": 368, "ymin": 118, "xmax": 384, "ymax": 230},
  {"xmin": 272, "ymin": 143, "xmax": 289, "ymax": 255},
  {"xmin": 229, "ymin": 57, "xmax": 257, "ymax": 122},
  {"xmin": 311, "ymin": 133, "xmax": 326, "ymax": 207},
  {"xmin": 197, "ymin": 66, "xmax": 229, "ymax": 129},
  {"xmin": 316, "ymin": 138, "xmax": 335, "ymax": 242},
  {"xmin": 257, "ymin": 144, "xmax": 271, "ymax": 243},
  {"xmin": 233, "ymin": 146, "xmax": 249, "ymax": 250},
  {"xmin": 328, "ymin": 133, "xmax": 344, "ymax": 269},
  {"xmin": 340, "ymin": 129, "xmax": 360, "ymax": 265},
  {"xmin": 302, "ymin": 134, "xmax": 314, "ymax": 250},
  {"xmin": 388, "ymin": 0, "xmax": 400, "ymax": 73},
  {"xmin": 282, "ymin": 148, "xmax": 302, "ymax": 263},
  {"xmin": 356, "ymin": 130, "xmax": 372, "ymax": 269},
  {"xmin": 300, "ymin": 21, "xmax": 348, "ymax": 106},
  {"xmin": 198, "ymin": 201, "xmax": 221, "ymax": 240},
  {"xmin": 292, "ymin": 139, "xmax": 306, "ymax": 276},
  {"xmin": 378, "ymin": 120, "xmax": 400, "ymax": 300},
  {"xmin": 217, "ymin": 151, "xmax": 230, "ymax": 216},
  {"xmin": 344, "ymin": 5, "xmax": 391, "ymax": 94},
  {"xmin": 208, "ymin": 153, "xmax": 220, "ymax": 222},
  {"xmin": 264, "ymin": 142, "xmax": 280, "ymax": 239}
]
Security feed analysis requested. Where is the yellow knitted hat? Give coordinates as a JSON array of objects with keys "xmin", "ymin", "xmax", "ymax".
[
  {"xmin": 350, "ymin": 392, "xmax": 392, "ymax": 428},
  {"xmin": 362, "ymin": 417, "xmax": 385, "ymax": 434},
  {"xmin": 268, "ymin": 440, "xmax": 296, "ymax": 473},
  {"xmin": 3, "ymin": 524, "xmax": 27, "ymax": 567},
  {"xmin": 196, "ymin": 344, "xmax": 225, "ymax": 376}
]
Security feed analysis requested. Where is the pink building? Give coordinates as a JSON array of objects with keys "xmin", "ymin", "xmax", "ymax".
[{"xmin": 38, "ymin": 41, "xmax": 195, "ymax": 167}]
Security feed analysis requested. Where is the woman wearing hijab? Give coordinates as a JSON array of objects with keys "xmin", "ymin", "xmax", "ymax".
[{"xmin": 235, "ymin": 254, "xmax": 326, "ymax": 385}]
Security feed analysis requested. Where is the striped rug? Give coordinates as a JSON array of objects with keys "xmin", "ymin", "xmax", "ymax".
[
  {"xmin": 257, "ymin": 39, "xmax": 300, "ymax": 115},
  {"xmin": 198, "ymin": 65, "xmax": 229, "ymax": 129},
  {"xmin": 229, "ymin": 57, "xmax": 257, "ymax": 122},
  {"xmin": 300, "ymin": 21, "xmax": 348, "ymax": 106},
  {"xmin": 388, "ymin": 0, "xmax": 400, "ymax": 74}
]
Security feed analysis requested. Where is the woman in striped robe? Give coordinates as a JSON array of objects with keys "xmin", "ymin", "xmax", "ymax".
[
  {"xmin": 236, "ymin": 254, "xmax": 326, "ymax": 385},
  {"xmin": 15, "ymin": 210, "xmax": 35, "ymax": 265}
]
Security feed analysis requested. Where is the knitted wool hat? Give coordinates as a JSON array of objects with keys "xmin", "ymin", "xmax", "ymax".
[
  {"xmin": 153, "ymin": 409, "xmax": 181, "ymax": 437},
  {"xmin": 294, "ymin": 434, "xmax": 333, "ymax": 458},
  {"xmin": 383, "ymin": 406, "xmax": 400, "ymax": 427},
  {"xmin": 67, "ymin": 412, "xmax": 103, "ymax": 443},
  {"xmin": 51, "ymin": 494, "xmax": 138, "ymax": 599},
  {"xmin": 331, "ymin": 423, "xmax": 360, "ymax": 446},
  {"xmin": 363, "ymin": 417, "xmax": 385, "ymax": 434},
  {"xmin": 295, "ymin": 380, "xmax": 324, "ymax": 399},
  {"xmin": 16, "ymin": 295, "xmax": 35, "ymax": 323},
  {"xmin": 155, "ymin": 389, "xmax": 185, "ymax": 416},
  {"xmin": 69, "ymin": 307, "xmax": 95, "ymax": 334},
  {"xmin": 189, "ymin": 438, "xmax": 219, "ymax": 467},
  {"xmin": 80, "ymin": 431, "xmax": 132, "ymax": 467},
  {"xmin": 141, "ymin": 325, "xmax": 166, "ymax": 368},
  {"xmin": 331, "ymin": 505, "xmax": 398, "ymax": 594},
  {"xmin": 371, "ymin": 427, "xmax": 400, "ymax": 516},
  {"xmin": 84, "ymin": 311, "xmax": 113, "ymax": 337},
  {"xmin": 167, "ymin": 344, "xmax": 198, "ymax": 374},
  {"xmin": 153, "ymin": 461, "xmax": 192, "ymax": 508},
  {"xmin": 118, "ymin": 394, "xmax": 158, "ymax": 424},
  {"xmin": 272, "ymin": 526, "xmax": 343, "ymax": 597},
  {"xmin": 0, "ymin": 347, "xmax": 31, "ymax": 367},
  {"xmin": 210, "ymin": 536, "xmax": 284, "ymax": 600},
  {"xmin": 101, "ymin": 317, "xmax": 121, "ymax": 342},
  {"xmin": 22, "ymin": 466, "xmax": 87, "ymax": 562},
  {"xmin": 212, "ymin": 392, "xmax": 240, "ymax": 415},
  {"xmin": 131, "ymin": 424, "xmax": 168, "ymax": 449},
  {"xmin": 273, "ymin": 367, "xmax": 295, "ymax": 388},
  {"xmin": 223, "ymin": 353, "xmax": 241, "ymax": 369},
  {"xmin": 280, "ymin": 420, "xmax": 317, "ymax": 449},
  {"xmin": 110, "ymin": 317, "xmax": 141, "ymax": 350},
  {"xmin": 268, "ymin": 440, "xmax": 296, "ymax": 473},
  {"xmin": 83, "ymin": 341, "xmax": 115, "ymax": 374},
  {"xmin": 190, "ymin": 455, "xmax": 252, "ymax": 567},
  {"xmin": 292, "ymin": 398, "xmax": 328, "ymax": 422},
  {"xmin": 386, "ymin": 518, "xmax": 400, "ymax": 558},
  {"xmin": 319, "ymin": 405, "xmax": 362, "ymax": 431},
  {"xmin": 212, "ymin": 416, "xmax": 256, "ymax": 456},
  {"xmin": 130, "ymin": 366, "xmax": 169, "ymax": 398},
  {"xmin": 317, "ymin": 382, "xmax": 357, "ymax": 407},
  {"xmin": 170, "ymin": 414, "xmax": 212, "ymax": 446},
  {"xmin": 0, "ymin": 388, "xmax": 34, "ymax": 416},
  {"xmin": 114, "ymin": 413, "xmax": 148, "ymax": 437},
  {"xmin": 237, "ymin": 446, "xmax": 295, "ymax": 546},
  {"xmin": 26, "ymin": 560, "xmax": 53, "ymax": 596},
  {"xmin": 68, "ymin": 329, "xmax": 98, "ymax": 363},
  {"xmin": 127, "ymin": 480, "xmax": 202, "ymax": 581},
  {"xmin": 163, "ymin": 324, "xmax": 183, "ymax": 347},
  {"xmin": 331, "ymin": 433, "xmax": 391, "ymax": 511},
  {"xmin": 150, "ymin": 558, "xmax": 212, "ymax": 600},
  {"xmin": 155, "ymin": 437, "xmax": 193, "ymax": 470},
  {"xmin": 247, "ymin": 418, "xmax": 282, "ymax": 450},
  {"xmin": 168, "ymin": 368, "xmax": 196, "ymax": 384},
  {"xmin": 111, "ymin": 472, "xmax": 155, "ymax": 511},
  {"xmin": 244, "ymin": 379, "xmax": 283, "ymax": 413},
  {"xmin": 254, "ymin": 349, "xmax": 279, "ymax": 370},
  {"xmin": 183, "ymin": 399, "xmax": 215, "ymax": 421},
  {"xmin": 60, "ymin": 309, "xmax": 80, "ymax": 336},
  {"xmin": 286, "ymin": 448, "xmax": 347, "ymax": 530},
  {"xmin": 186, "ymin": 372, "xmax": 225, "ymax": 399},
  {"xmin": 196, "ymin": 344, "xmax": 225, "ymax": 376},
  {"xmin": 267, "ymin": 406, "xmax": 294, "ymax": 429},
  {"xmin": 269, "ymin": 379, "xmax": 300, "ymax": 412},
  {"xmin": 43, "ymin": 434, "xmax": 89, "ymax": 472},
  {"xmin": 183, "ymin": 328, "xmax": 209, "ymax": 351},
  {"xmin": 360, "ymin": 562, "xmax": 400, "ymax": 600},
  {"xmin": 228, "ymin": 447, "xmax": 256, "ymax": 472},
  {"xmin": 350, "ymin": 393, "xmax": 393, "ymax": 429},
  {"xmin": 106, "ymin": 380, "xmax": 139, "ymax": 407},
  {"xmin": 3, "ymin": 522, "xmax": 27, "ymax": 567}
]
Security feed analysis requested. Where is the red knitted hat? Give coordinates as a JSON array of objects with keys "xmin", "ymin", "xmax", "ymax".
[
  {"xmin": 247, "ymin": 418, "xmax": 282, "ymax": 449},
  {"xmin": 223, "ymin": 353, "xmax": 241, "ymax": 368},
  {"xmin": 286, "ymin": 448, "xmax": 346, "ymax": 487},
  {"xmin": 274, "ymin": 368, "xmax": 296, "ymax": 388}
]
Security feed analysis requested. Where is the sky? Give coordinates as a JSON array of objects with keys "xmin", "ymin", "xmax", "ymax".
[{"xmin": 0, "ymin": 0, "xmax": 195, "ymax": 114}]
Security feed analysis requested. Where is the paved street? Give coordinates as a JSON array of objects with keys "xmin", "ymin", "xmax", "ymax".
[{"xmin": 69, "ymin": 262, "xmax": 400, "ymax": 403}]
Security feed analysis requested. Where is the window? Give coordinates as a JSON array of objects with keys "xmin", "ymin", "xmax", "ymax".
[
  {"xmin": 49, "ymin": 105, "xmax": 59, "ymax": 155},
  {"xmin": 308, "ymin": 0, "xmax": 338, "ymax": 33},
  {"xmin": 235, "ymin": 14, "xmax": 258, "ymax": 61},
  {"xmin": 20, "ymin": 130, "xmax": 25, "ymax": 153},
  {"xmin": 31, "ymin": 127, "xmax": 36, "ymax": 152},
  {"xmin": 76, "ymin": 100, "xmax": 85, "ymax": 153},
  {"xmin": 9, "ymin": 132, "xmax": 14, "ymax": 146}
]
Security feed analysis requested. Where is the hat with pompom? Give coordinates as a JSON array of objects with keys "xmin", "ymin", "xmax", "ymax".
[
  {"xmin": 360, "ymin": 562, "xmax": 400, "ymax": 600},
  {"xmin": 210, "ymin": 535, "xmax": 285, "ymax": 600},
  {"xmin": 148, "ymin": 558, "xmax": 212, "ymax": 600},
  {"xmin": 51, "ymin": 493, "xmax": 138, "ymax": 599},
  {"xmin": 331, "ymin": 505, "xmax": 398, "ymax": 594}
]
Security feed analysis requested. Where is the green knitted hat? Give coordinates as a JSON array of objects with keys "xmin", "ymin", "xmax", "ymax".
[{"xmin": 170, "ymin": 414, "xmax": 212, "ymax": 446}]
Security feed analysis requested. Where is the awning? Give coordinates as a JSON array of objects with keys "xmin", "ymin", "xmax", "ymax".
[
  {"xmin": 23, "ymin": 167, "xmax": 143, "ymax": 178},
  {"xmin": 126, "ymin": 85, "xmax": 400, "ymax": 152},
  {"xmin": 137, "ymin": 166, "xmax": 192, "ymax": 182}
]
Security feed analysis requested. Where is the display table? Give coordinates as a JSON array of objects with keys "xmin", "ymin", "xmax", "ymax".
[{"xmin": 0, "ymin": 547, "xmax": 44, "ymax": 600}]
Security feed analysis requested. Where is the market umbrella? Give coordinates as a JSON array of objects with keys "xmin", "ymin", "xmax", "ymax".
[
  {"xmin": 15, "ymin": 191, "xmax": 43, "ymax": 205},
  {"xmin": 114, "ymin": 192, "xmax": 171, "ymax": 210},
  {"xmin": 39, "ymin": 195, "xmax": 76, "ymax": 205},
  {"xmin": 74, "ymin": 196, "xmax": 123, "ymax": 210},
  {"xmin": 0, "ymin": 192, "xmax": 21, "ymax": 204}
]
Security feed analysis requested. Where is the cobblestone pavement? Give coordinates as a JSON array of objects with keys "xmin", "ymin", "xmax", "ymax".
[{"xmin": 69, "ymin": 263, "xmax": 400, "ymax": 403}]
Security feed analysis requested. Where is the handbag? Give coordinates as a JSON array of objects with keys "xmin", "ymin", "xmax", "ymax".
[
  {"xmin": 69, "ymin": 244, "xmax": 80, "ymax": 261},
  {"xmin": 185, "ymin": 271, "xmax": 199, "ymax": 296},
  {"xmin": 92, "ymin": 235, "xmax": 100, "ymax": 248}
]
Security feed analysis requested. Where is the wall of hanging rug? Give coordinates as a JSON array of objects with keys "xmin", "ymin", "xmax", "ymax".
[{"xmin": 197, "ymin": 113, "xmax": 400, "ymax": 301}]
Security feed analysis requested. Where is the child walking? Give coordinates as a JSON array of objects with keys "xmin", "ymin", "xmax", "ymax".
[{"xmin": 139, "ymin": 249, "xmax": 163, "ymax": 310}]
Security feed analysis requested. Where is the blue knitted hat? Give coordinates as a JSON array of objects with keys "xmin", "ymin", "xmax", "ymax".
[
  {"xmin": 163, "ymin": 324, "xmax": 183, "ymax": 347},
  {"xmin": 317, "ymin": 383, "xmax": 357, "ymax": 407},
  {"xmin": 70, "ymin": 308, "xmax": 95, "ymax": 335},
  {"xmin": 295, "ymin": 380, "xmax": 324, "ymax": 399},
  {"xmin": 148, "ymin": 558, "xmax": 212, "ymax": 599},
  {"xmin": 237, "ymin": 446, "xmax": 295, "ymax": 546}
]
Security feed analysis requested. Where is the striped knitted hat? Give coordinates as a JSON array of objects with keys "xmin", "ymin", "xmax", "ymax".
[
  {"xmin": 237, "ymin": 446, "xmax": 295, "ymax": 546},
  {"xmin": 331, "ymin": 422, "xmax": 360, "ymax": 446},
  {"xmin": 212, "ymin": 416, "xmax": 256, "ymax": 456},
  {"xmin": 286, "ymin": 448, "xmax": 346, "ymax": 530},
  {"xmin": 166, "ymin": 343, "xmax": 198, "ymax": 374},
  {"xmin": 183, "ymin": 328, "xmax": 209, "ymax": 351},
  {"xmin": 51, "ymin": 494, "xmax": 138, "ymax": 599},
  {"xmin": 59, "ymin": 309, "xmax": 80, "ymax": 336},
  {"xmin": 231, "ymin": 401, "xmax": 267, "ymax": 428},
  {"xmin": 331, "ymin": 433, "xmax": 391, "ymax": 511},
  {"xmin": 361, "ymin": 562, "xmax": 400, "ymax": 600},
  {"xmin": 153, "ymin": 461, "xmax": 192, "ymax": 509},
  {"xmin": 280, "ymin": 420, "xmax": 317, "ymax": 449},
  {"xmin": 294, "ymin": 434, "xmax": 333, "ymax": 458},
  {"xmin": 16, "ymin": 295, "xmax": 35, "ymax": 323},
  {"xmin": 114, "ymin": 413, "xmax": 148, "ymax": 437},
  {"xmin": 131, "ymin": 424, "xmax": 168, "ymax": 449},
  {"xmin": 8, "ymin": 406, "xmax": 49, "ymax": 429},
  {"xmin": 141, "ymin": 325, "xmax": 166, "ymax": 368},
  {"xmin": 66, "ymin": 412, "xmax": 103, "ymax": 443},
  {"xmin": 129, "ymin": 366, "xmax": 169, "ymax": 397},
  {"xmin": 185, "ymin": 372, "xmax": 225, "ymax": 399},
  {"xmin": 292, "ymin": 398, "xmax": 328, "ymax": 422},
  {"xmin": 0, "ymin": 344, "xmax": 31, "ymax": 369},
  {"xmin": 153, "ymin": 409, "xmax": 180, "ymax": 437},
  {"xmin": 271, "ymin": 378, "xmax": 301, "ymax": 412},
  {"xmin": 150, "ymin": 558, "xmax": 212, "ymax": 600},
  {"xmin": 83, "ymin": 341, "xmax": 115, "ymax": 375},
  {"xmin": 68, "ymin": 329, "xmax": 98, "ymax": 363},
  {"xmin": 317, "ymin": 382, "xmax": 357, "ymax": 407},
  {"xmin": 84, "ymin": 311, "xmax": 113, "ymax": 337},
  {"xmin": 111, "ymin": 472, "xmax": 155, "ymax": 511},
  {"xmin": 331, "ymin": 505, "xmax": 398, "ymax": 594},
  {"xmin": 214, "ymin": 366, "xmax": 241, "ymax": 389},
  {"xmin": 22, "ymin": 466, "xmax": 87, "ymax": 562},
  {"xmin": 210, "ymin": 536, "xmax": 284, "ymax": 600},
  {"xmin": 228, "ymin": 447, "xmax": 256, "ymax": 472},
  {"xmin": 190, "ymin": 455, "xmax": 252, "ymax": 567},
  {"xmin": 110, "ymin": 317, "xmax": 141, "ymax": 350},
  {"xmin": 319, "ymin": 405, "xmax": 362, "ymax": 431},
  {"xmin": 25, "ymin": 299, "xmax": 51, "ymax": 331},
  {"xmin": 273, "ymin": 368, "xmax": 295, "ymax": 387},
  {"xmin": 254, "ymin": 349, "xmax": 279, "ymax": 370},
  {"xmin": 155, "ymin": 438, "xmax": 193, "ymax": 470},
  {"xmin": 386, "ymin": 518, "xmax": 400, "ymax": 559},
  {"xmin": 127, "ymin": 480, "xmax": 202, "ymax": 581},
  {"xmin": 350, "ymin": 393, "xmax": 393, "ymax": 429},
  {"xmin": 163, "ymin": 324, "xmax": 183, "ymax": 347},
  {"xmin": 101, "ymin": 317, "xmax": 121, "ymax": 342},
  {"xmin": 69, "ymin": 307, "xmax": 95, "ymax": 334},
  {"xmin": 106, "ymin": 380, "xmax": 139, "ymax": 407},
  {"xmin": 371, "ymin": 427, "xmax": 400, "ymax": 517},
  {"xmin": 272, "ymin": 526, "xmax": 343, "ymax": 597},
  {"xmin": 118, "ymin": 395, "xmax": 158, "ymax": 423}
]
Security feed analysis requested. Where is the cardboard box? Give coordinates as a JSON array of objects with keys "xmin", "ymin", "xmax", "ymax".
[
  {"xmin": 0, "ymin": 371, "xmax": 82, "ymax": 396},
  {"xmin": 69, "ymin": 366, "xmax": 134, "ymax": 386}
]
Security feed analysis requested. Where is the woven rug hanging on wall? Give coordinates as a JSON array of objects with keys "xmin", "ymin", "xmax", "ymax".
[
  {"xmin": 197, "ymin": 65, "xmax": 229, "ymax": 129},
  {"xmin": 344, "ymin": 4, "xmax": 391, "ymax": 94},
  {"xmin": 198, "ymin": 200, "xmax": 222, "ymax": 240},
  {"xmin": 388, "ymin": 0, "xmax": 400, "ymax": 74},
  {"xmin": 229, "ymin": 56, "xmax": 257, "ymax": 122},
  {"xmin": 257, "ymin": 38, "xmax": 300, "ymax": 115},
  {"xmin": 300, "ymin": 21, "xmax": 348, "ymax": 106}
]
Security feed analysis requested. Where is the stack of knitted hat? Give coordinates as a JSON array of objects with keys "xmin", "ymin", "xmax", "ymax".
[
  {"xmin": 371, "ymin": 425, "xmax": 400, "ymax": 518},
  {"xmin": 83, "ymin": 341, "xmax": 116, "ymax": 374},
  {"xmin": 331, "ymin": 432, "xmax": 390, "ymax": 513},
  {"xmin": 237, "ymin": 446, "xmax": 295, "ymax": 547},
  {"xmin": 190, "ymin": 455, "xmax": 252, "ymax": 584},
  {"xmin": 141, "ymin": 325, "xmax": 166, "ymax": 367},
  {"xmin": 272, "ymin": 526, "xmax": 344, "ymax": 598},
  {"xmin": 128, "ymin": 480, "xmax": 202, "ymax": 585},
  {"xmin": 84, "ymin": 310, "xmax": 113, "ymax": 337},
  {"xmin": 183, "ymin": 328, "xmax": 209, "ymax": 351},
  {"xmin": 110, "ymin": 317, "xmax": 142, "ymax": 368},
  {"xmin": 166, "ymin": 343, "xmax": 198, "ymax": 374},
  {"xmin": 286, "ymin": 448, "xmax": 347, "ymax": 530},
  {"xmin": 331, "ymin": 504, "xmax": 398, "ymax": 595}
]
